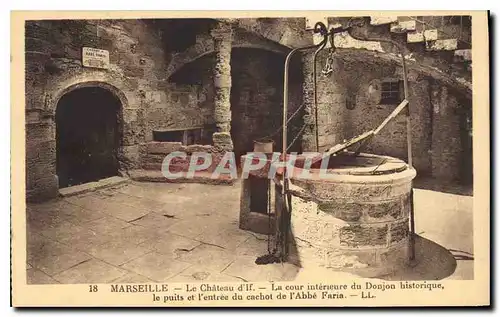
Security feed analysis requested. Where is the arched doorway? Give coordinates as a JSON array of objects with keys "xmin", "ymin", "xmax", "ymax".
[{"xmin": 56, "ymin": 86, "xmax": 122, "ymax": 188}]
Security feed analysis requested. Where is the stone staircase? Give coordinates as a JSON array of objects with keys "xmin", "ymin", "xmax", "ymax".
[
  {"xmin": 372, "ymin": 15, "xmax": 472, "ymax": 87},
  {"xmin": 380, "ymin": 16, "xmax": 471, "ymax": 59},
  {"xmin": 314, "ymin": 15, "xmax": 472, "ymax": 96},
  {"xmin": 326, "ymin": 15, "xmax": 471, "ymax": 58}
]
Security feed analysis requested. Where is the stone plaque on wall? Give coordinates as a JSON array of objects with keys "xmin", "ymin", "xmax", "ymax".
[{"xmin": 82, "ymin": 47, "xmax": 109, "ymax": 69}]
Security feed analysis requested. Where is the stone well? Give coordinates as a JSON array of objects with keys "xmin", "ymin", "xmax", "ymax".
[{"xmin": 281, "ymin": 152, "xmax": 417, "ymax": 278}]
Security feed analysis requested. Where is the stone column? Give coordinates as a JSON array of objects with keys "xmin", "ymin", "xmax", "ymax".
[{"xmin": 211, "ymin": 21, "xmax": 234, "ymax": 151}]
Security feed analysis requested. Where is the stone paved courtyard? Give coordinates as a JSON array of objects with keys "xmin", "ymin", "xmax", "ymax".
[{"xmin": 26, "ymin": 179, "xmax": 474, "ymax": 284}]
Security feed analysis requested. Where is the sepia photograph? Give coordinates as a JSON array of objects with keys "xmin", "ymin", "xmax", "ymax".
[{"xmin": 11, "ymin": 10, "xmax": 490, "ymax": 307}]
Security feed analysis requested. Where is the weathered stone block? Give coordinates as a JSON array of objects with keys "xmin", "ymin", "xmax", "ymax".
[
  {"xmin": 426, "ymin": 39, "xmax": 458, "ymax": 51},
  {"xmin": 407, "ymin": 31, "xmax": 425, "ymax": 43},
  {"xmin": 339, "ymin": 224, "xmax": 388, "ymax": 248},
  {"xmin": 26, "ymin": 37, "xmax": 51, "ymax": 54},
  {"xmin": 119, "ymin": 145, "xmax": 140, "ymax": 169},
  {"xmin": 146, "ymin": 141, "xmax": 184, "ymax": 155},
  {"xmin": 317, "ymin": 201, "xmax": 363, "ymax": 221},
  {"xmin": 26, "ymin": 123, "xmax": 54, "ymax": 142},
  {"xmin": 123, "ymin": 64, "xmax": 145, "ymax": 78},
  {"xmin": 26, "ymin": 139, "xmax": 56, "ymax": 162},
  {"xmin": 370, "ymin": 16, "xmax": 398, "ymax": 25},
  {"xmin": 366, "ymin": 200, "xmax": 401, "ymax": 219},
  {"xmin": 26, "ymin": 175, "xmax": 59, "ymax": 202},
  {"xmin": 25, "ymin": 21, "xmax": 51, "ymax": 40},
  {"xmin": 390, "ymin": 20, "xmax": 417, "ymax": 33},
  {"xmin": 212, "ymin": 132, "xmax": 233, "ymax": 151},
  {"xmin": 184, "ymin": 144, "xmax": 213, "ymax": 154},
  {"xmin": 390, "ymin": 220, "xmax": 409, "ymax": 244}
]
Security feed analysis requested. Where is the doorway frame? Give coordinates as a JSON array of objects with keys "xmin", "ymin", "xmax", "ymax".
[{"xmin": 53, "ymin": 81, "xmax": 127, "ymax": 189}]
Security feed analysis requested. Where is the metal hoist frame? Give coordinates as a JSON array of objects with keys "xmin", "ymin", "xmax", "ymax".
[{"xmin": 276, "ymin": 19, "xmax": 416, "ymax": 263}]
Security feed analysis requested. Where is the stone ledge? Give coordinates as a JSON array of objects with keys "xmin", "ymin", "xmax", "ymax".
[
  {"xmin": 59, "ymin": 176, "xmax": 129, "ymax": 197},
  {"xmin": 390, "ymin": 20, "xmax": 417, "ymax": 33},
  {"xmin": 370, "ymin": 16, "xmax": 398, "ymax": 26},
  {"xmin": 426, "ymin": 39, "xmax": 458, "ymax": 51},
  {"xmin": 128, "ymin": 169, "xmax": 236, "ymax": 185},
  {"xmin": 454, "ymin": 49, "xmax": 472, "ymax": 62}
]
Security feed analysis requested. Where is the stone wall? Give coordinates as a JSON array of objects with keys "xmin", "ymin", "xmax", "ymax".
[
  {"xmin": 138, "ymin": 141, "xmax": 235, "ymax": 185},
  {"xmin": 341, "ymin": 60, "xmax": 433, "ymax": 175},
  {"xmin": 430, "ymin": 83, "xmax": 471, "ymax": 182},
  {"xmin": 25, "ymin": 19, "xmax": 203, "ymax": 201},
  {"xmin": 302, "ymin": 53, "xmax": 349, "ymax": 152},
  {"xmin": 230, "ymin": 48, "xmax": 302, "ymax": 157},
  {"xmin": 305, "ymin": 55, "xmax": 471, "ymax": 182}
]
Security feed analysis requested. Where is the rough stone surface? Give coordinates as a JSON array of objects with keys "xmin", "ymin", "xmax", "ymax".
[
  {"xmin": 426, "ymin": 39, "xmax": 459, "ymax": 51},
  {"xmin": 339, "ymin": 224, "xmax": 388, "ymax": 248},
  {"xmin": 128, "ymin": 169, "xmax": 236, "ymax": 185},
  {"xmin": 430, "ymin": 83, "xmax": 468, "ymax": 182},
  {"xmin": 146, "ymin": 142, "xmax": 184, "ymax": 155},
  {"xmin": 212, "ymin": 132, "xmax": 234, "ymax": 151},
  {"xmin": 25, "ymin": 20, "xmax": 177, "ymax": 201},
  {"xmin": 370, "ymin": 16, "xmax": 398, "ymax": 25}
]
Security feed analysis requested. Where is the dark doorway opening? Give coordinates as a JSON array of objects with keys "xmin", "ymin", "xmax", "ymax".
[
  {"xmin": 230, "ymin": 48, "xmax": 303, "ymax": 164},
  {"xmin": 56, "ymin": 87, "xmax": 122, "ymax": 188}
]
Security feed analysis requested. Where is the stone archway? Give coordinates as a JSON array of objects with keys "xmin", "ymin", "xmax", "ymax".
[{"xmin": 55, "ymin": 86, "xmax": 123, "ymax": 188}]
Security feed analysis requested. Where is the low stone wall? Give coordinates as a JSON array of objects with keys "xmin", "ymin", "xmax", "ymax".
[{"xmin": 138, "ymin": 141, "xmax": 236, "ymax": 184}]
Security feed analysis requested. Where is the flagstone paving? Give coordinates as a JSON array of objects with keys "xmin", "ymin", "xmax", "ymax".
[{"xmin": 25, "ymin": 179, "xmax": 474, "ymax": 284}]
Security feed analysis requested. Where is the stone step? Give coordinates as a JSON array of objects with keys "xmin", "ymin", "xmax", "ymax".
[
  {"xmin": 454, "ymin": 49, "xmax": 472, "ymax": 62},
  {"xmin": 59, "ymin": 176, "xmax": 129, "ymax": 197},
  {"xmin": 407, "ymin": 29, "xmax": 449, "ymax": 43},
  {"xmin": 144, "ymin": 141, "xmax": 183, "ymax": 155},
  {"xmin": 407, "ymin": 31, "xmax": 426, "ymax": 43},
  {"xmin": 142, "ymin": 162, "xmax": 210, "ymax": 173},
  {"xmin": 142, "ymin": 153, "xmax": 168, "ymax": 164},
  {"xmin": 426, "ymin": 39, "xmax": 458, "ymax": 51},
  {"xmin": 370, "ymin": 16, "xmax": 398, "ymax": 26},
  {"xmin": 142, "ymin": 162, "xmax": 163, "ymax": 171},
  {"xmin": 128, "ymin": 169, "xmax": 236, "ymax": 185},
  {"xmin": 144, "ymin": 141, "xmax": 213, "ymax": 155},
  {"xmin": 390, "ymin": 20, "xmax": 417, "ymax": 33}
]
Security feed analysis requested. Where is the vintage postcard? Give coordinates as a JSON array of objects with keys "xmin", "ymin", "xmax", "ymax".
[{"xmin": 11, "ymin": 10, "xmax": 490, "ymax": 307}]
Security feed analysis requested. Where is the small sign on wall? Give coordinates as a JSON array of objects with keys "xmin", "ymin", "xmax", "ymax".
[{"xmin": 82, "ymin": 47, "xmax": 110, "ymax": 69}]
